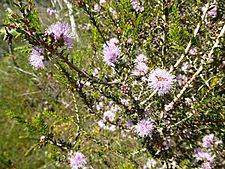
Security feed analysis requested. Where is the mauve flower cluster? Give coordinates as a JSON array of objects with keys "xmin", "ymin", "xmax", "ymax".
[
  {"xmin": 202, "ymin": 5, "xmax": 217, "ymax": 17},
  {"xmin": 103, "ymin": 38, "xmax": 120, "ymax": 66},
  {"xmin": 193, "ymin": 134, "xmax": 222, "ymax": 169},
  {"xmin": 29, "ymin": 46, "xmax": 45, "ymax": 69},
  {"xmin": 193, "ymin": 148, "xmax": 214, "ymax": 169},
  {"xmin": 176, "ymin": 74, "xmax": 187, "ymax": 87},
  {"xmin": 148, "ymin": 68, "xmax": 174, "ymax": 95},
  {"xmin": 69, "ymin": 152, "xmax": 86, "ymax": 169},
  {"xmin": 131, "ymin": 0, "xmax": 144, "ymax": 12},
  {"xmin": 143, "ymin": 158, "xmax": 157, "ymax": 169},
  {"xmin": 181, "ymin": 62, "xmax": 191, "ymax": 73},
  {"xmin": 29, "ymin": 22, "xmax": 73, "ymax": 69},
  {"xmin": 46, "ymin": 22, "xmax": 74, "ymax": 48},
  {"xmin": 47, "ymin": 8, "xmax": 56, "ymax": 16},
  {"xmin": 193, "ymin": 148, "xmax": 214, "ymax": 163},
  {"xmin": 100, "ymin": 0, "xmax": 106, "ymax": 5},
  {"xmin": 103, "ymin": 110, "xmax": 115, "ymax": 122},
  {"xmin": 202, "ymin": 134, "xmax": 222, "ymax": 148},
  {"xmin": 97, "ymin": 105, "xmax": 121, "ymax": 131},
  {"xmin": 135, "ymin": 118, "xmax": 154, "ymax": 137},
  {"xmin": 132, "ymin": 54, "xmax": 148, "ymax": 76}
]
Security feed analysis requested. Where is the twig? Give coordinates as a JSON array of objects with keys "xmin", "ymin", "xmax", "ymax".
[
  {"xmin": 165, "ymin": 65, "xmax": 203, "ymax": 111},
  {"xmin": 162, "ymin": 0, "xmax": 169, "ymax": 58},
  {"xmin": 10, "ymin": 66, "xmax": 39, "ymax": 79},
  {"xmin": 207, "ymin": 24, "xmax": 225, "ymax": 61},
  {"xmin": 82, "ymin": 4, "xmax": 108, "ymax": 45},
  {"xmin": 140, "ymin": 90, "xmax": 157, "ymax": 106},
  {"xmin": 168, "ymin": 112, "xmax": 193, "ymax": 129},
  {"xmin": 18, "ymin": 91, "xmax": 41, "ymax": 96}
]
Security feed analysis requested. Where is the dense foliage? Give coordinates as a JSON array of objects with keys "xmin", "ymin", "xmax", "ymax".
[{"xmin": 1, "ymin": 0, "xmax": 225, "ymax": 168}]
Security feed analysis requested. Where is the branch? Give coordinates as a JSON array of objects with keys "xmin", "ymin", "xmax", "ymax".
[
  {"xmin": 170, "ymin": 3, "xmax": 209, "ymax": 72},
  {"xmin": 165, "ymin": 23, "xmax": 225, "ymax": 111},
  {"xmin": 165, "ymin": 65, "xmax": 203, "ymax": 111}
]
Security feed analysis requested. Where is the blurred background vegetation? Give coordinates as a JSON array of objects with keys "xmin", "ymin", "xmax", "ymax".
[{"xmin": 0, "ymin": 1, "xmax": 92, "ymax": 168}]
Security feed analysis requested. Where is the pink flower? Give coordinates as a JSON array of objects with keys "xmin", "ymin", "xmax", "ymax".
[
  {"xmin": 202, "ymin": 134, "xmax": 222, "ymax": 148},
  {"xmin": 135, "ymin": 54, "xmax": 148, "ymax": 63},
  {"xmin": 176, "ymin": 74, "xmax": 187, "ymax": 87},
  {"xmin": 132, "ymin": 54, "xmax": 148, "ymax": 76},
  {"xmin": 46, "ymin": 22, "xmax": 73, "ymax": 48},
  {"xmin": 193, "ymin": 148, "xmax": 214, "ymax": 163},
  {"xmin": 69, "ymin": 152, "xmax": 86, "ymax": 169},
  {"xmin": 132, "ymin": 62, "xmax": 148, "ymax": 76},
  {"xmin": 121, "ymin": 99, "xmax": 129, "ymax": 106},
  {"xmin": 202, "ymin": 5, "xmax": 217, "ymax": 17},
  {"xmin": 202, "ymin": 134, "xmax": 214, "ymax": 148},
  {"xmin": 103, "ymin": 38, "xmax": 120, "ymax": 66},
  {"xmin": 94, "ymin": 4, "xmax": 100, "ymax": 12},
  {"xmin": 99, "ymin": 0, "xmax": 106, "ymax": 5},
  {"xmin": 189, "ymin": 47, "xmax": 197, "ymax": 55},
  {"xmin": 131, "ymin": 0, "xmax": 144, "ymax": 12},
  {"xmin": 143, "ymin": 158, "xmax": 157, "ymax": 169},
  {"xmin": 29, "ymin": 46, "xmax": 45, "ymax": 69},
  {"xmin": 200, "ymin": 162, "xmax": 213, "ymax": 169},
  {"xmin": 148, "ymin": 68, "xmax": 174, "ymax": 95},
  {"xmin": 47, "ymin": 8, "xmax": 56, "ymax": 16},
  {"xmin": 103, "ymin": 110, "xmax": 115, "ymax": 122},
  {"xmin": 181, "ymin": 62, "xmax": 191, "ymax": 72},
  {"xmin": 108, "ymin": 38, "xmax": 119, "ymax": 45},
  {"xmin": 135, "ymin": 118, "xmax": 154, "ymax": 137}
]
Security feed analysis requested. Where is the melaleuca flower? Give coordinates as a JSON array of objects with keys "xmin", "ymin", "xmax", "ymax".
[
  {"xmin": 103, "ymin": 110, "xmax": 115, "ymax": 122},
  {"xmin": 127, "ymin": 120, "xmax": 134, "ymax": 128},
  {"xmin": 193, "ymin": 148, "xmax": 214, "ymax": 163},
  {"xmin": 132, "ymin": 62, "xmax": 148, "ymax": 76},
  {"xmin": 202, "ymin": 134, "xmax": 214, "ymax": 148},
  {"xmin": 98, "ymin": 107, "xmax": 118, "ymax": 132},
  {"xmin": 181, "ymin": 62, "xmax": 191, "ymax": 73},
  {"xmin": 189, "ymin": 47, "xmax": 197, "ymax": 55},
  {"xmin": 135, "ymin": 118, "xmax": 154, "ymax": 137},
  {"xmin": 99, "ymin": 0, "xmax": 106, "ymax": 5},
  {"xmin": 176, "ymin": 74, "xmax": 187, "ymax": 87},
  {"xmin": 135, "ymin": 54, "xmax": 148, "ymax": 63},
  {"xmin": 131, "ymin": 0, "xmax": 144, "ymax": 12},
  {"xmin": 47, "ymin": 8, "xmax": 56, "ymax": 16},
  {"xmin": 202, "ymin": 5, "xmax": 217, "ymax": 17},
  {"xmin": 46, "ymin": 22, "xmax": 73, "ymax": 48},
  {"xmin": 148, "ymin": 68, "xmax": 174, "ymax": 95},
  {"xmin": 200, "ymin": 162, "xmax": 213, "ymax": 169},
  {"xmin": 109, "ymin": 7, "xmax": 118, "ymax": 19},
  {"xmin": 103, "ymin": 38, "xmax": 120, "ymax": 66},
  {"xmin": 69, "ymin": 152, "xmax": 87, "ymax": 169},
  {"xmin": 132, "ymin": 54, "xmax": 148, "ymax": 76},
  {"xmin": 121, "ymin": 99, "xmax": 129, "ymax": 106},
  {"xmin": 143, "ymin": 158, "xmax": 157, "ymax": 169},
  {"xmin": 94, "ymin": 4, "xmax": 100, "ymax": 12},
  {"xmin": 97, "ymin": 120, "xmax": 116, "ymax": 131},
  {"xmin": 120, "ymin": 84, "xmax": 129, "ymax": 94},
  {"xmin": 202, "ymin": 134, "xmax": 222, "ymax": 148},
  {"xmin": 29, "ymin": 46, "xmax": 45, "ymax": 69},
  {"xmin": 108, "ymin": 38, "xmax": 119, "ymax": 45}
]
